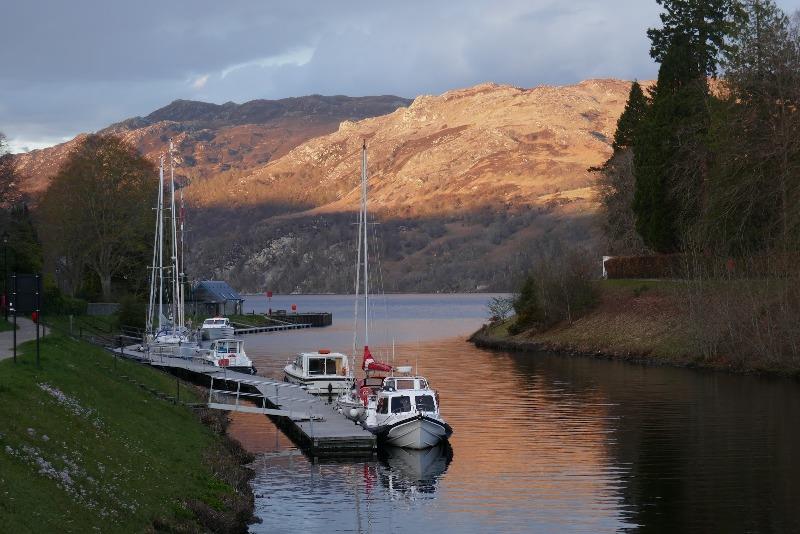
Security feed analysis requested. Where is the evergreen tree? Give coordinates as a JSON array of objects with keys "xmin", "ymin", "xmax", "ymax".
[
  {"xmin": 612, "ymin": 81, "xmax": 649, "ymax": 152},
  {"xmin": 632, "ymin": 0, "xmax": 739, "ymax": 252}
]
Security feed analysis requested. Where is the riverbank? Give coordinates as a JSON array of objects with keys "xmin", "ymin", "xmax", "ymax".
[
  {"xmin": 470, "ymin": 279, "xmax": 800, "ymax": 378},
  {"xmin": 0, "ymin": 332, "xmax": 256, "ymax": 532}
]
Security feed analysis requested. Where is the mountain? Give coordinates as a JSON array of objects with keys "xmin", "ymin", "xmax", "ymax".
[
  {"xmin": 180, "ymin": 79, "xmax": 634, "ymax": 292},
  {"xmin": 13, "ymin": 94, "xmax": 413, "ymax": 196},
  {"xmin": 14, "ymin": 80, "xmax": 634, "ymax": 293}
]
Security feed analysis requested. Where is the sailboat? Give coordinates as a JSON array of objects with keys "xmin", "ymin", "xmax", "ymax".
[
  {"xmin": 336, "ymin": 142, "xmax": 452, "ymax": 449},
  {"xmin": 145, "ymin": 143, "xmax": 191, "ymax": 347}
]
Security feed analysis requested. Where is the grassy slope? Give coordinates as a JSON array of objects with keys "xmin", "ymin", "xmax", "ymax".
[
  {"xmin": 0, "ymin": 318, "xmax": 13, "ymax": 332},
  {"xmin": 476, "ymin": 280, "xmax": 699, "ymax": 365},
  {"xmin": 0, "ymin": 332, "xmax": 240, "ymax": 532}
]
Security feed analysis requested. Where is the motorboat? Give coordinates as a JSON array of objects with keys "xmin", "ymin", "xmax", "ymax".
[
  {"xmin": 361, "ymin": 366, "xmax": 452, "ymax": 449},
  {"xmin": 283, "ymin": 350, "xmax": 351, "ymax": 394},
  {"xmin": 201, "ymin": 317, "xmax": 235, "ymax": 340},
  {"xmin": 188, "ymin": 338, "xmax": 256, "ymax": 374}
]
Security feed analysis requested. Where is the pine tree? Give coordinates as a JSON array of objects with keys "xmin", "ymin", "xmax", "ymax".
[
  {"xmin": 612, "ymin": 81, "xmax": 649, "ymax": 152},
  {"xmin": 632, "ymin": 0, "xmax": 739, "ymax": 252}
]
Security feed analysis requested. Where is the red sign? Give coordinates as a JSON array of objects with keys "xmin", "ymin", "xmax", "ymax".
[
  {"xmin": 291, "ymin": 304, "xmax": 297, "ymax": 312},
  {"xmin": 218, "ymin": 358, "xmax": 230, "ymax": 367},
  {"xmin": 266, "ymin": 291, "xmax": 273, "ymax": 298}
]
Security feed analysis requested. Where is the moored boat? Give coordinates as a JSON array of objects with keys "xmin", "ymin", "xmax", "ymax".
[
  {"xmin": 283, "ymin": 350, "xmax": 351, "ymax": 394},
  {"xmin": 201, "ymin": 317, "xmax": 235, "ymax": 340},
  {"xmin": 187, "ymin": 338, "xmax": 256, "ymax": 374}
]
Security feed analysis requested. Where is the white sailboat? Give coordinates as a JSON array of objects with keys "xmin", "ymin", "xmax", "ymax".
[
  {"xmin": 146, "ymin": 143, "xmax": 190, "ymax": 346},
  {"xmin": 336, "ymin": 142, "xmax": 452, "ymax": 449}
]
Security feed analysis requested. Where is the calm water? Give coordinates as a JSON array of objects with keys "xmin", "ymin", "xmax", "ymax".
[{"xmin": 228, "ymin": 294, "xmax": 800, "ymax": 533}]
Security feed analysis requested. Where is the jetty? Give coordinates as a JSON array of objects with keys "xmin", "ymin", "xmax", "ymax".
[{"xmin": 117, "ymin": 346, "xmax": 375, "ymax": 458}]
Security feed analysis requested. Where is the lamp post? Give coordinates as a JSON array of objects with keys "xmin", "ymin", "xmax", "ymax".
[{"xmin": 2, "ymin": 230, "xmax": 8, "ymax": 321}]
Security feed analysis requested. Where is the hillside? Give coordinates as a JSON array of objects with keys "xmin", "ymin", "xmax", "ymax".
[
  {"xmin": 14, "ymin": 80, "xmax": 634, "ymax": 293},
  {"xmin": 13, "ymin": 94, "xmax": 413, "ymax": 196},
  {"xmin": 183, "ymin": 80, "xmax": 634, "ymax": 292}
]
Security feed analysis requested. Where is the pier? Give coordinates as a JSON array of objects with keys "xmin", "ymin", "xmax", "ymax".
[{"xmin": 117, "ymin": 346, "xmax": 376, "ymax": 457}]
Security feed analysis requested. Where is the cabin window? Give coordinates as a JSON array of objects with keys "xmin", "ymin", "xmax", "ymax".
[
  {"xmin": 420, "ymin": 379, "xmax": 428, "ymax": 389},
  {"xmin": 416, "ymin": 395, "xmax": 435, "ymax": 412},
  {"xmin": 391, "ymin": 396, "xmax": 411, "ymax": 413},
  {"xmin": 395, "ymin": 379, "xmax": 415, "ymax": 390},
  {"xmin": 377, "ymin": 398, "xmax": 388, "ymax": 414},
  {"xmin": 307, "ymin": 357, "xmax": 339, "ymax": 375}
]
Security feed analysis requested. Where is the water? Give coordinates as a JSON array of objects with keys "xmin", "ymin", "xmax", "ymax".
[{"xmin": 228, "ymin": 294, "xmax": 800, "ymax": 533}]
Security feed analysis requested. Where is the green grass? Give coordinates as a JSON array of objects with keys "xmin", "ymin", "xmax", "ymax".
[
  {"xmin": 0, "ymin": 332, "xmax": 238, "ymax": 532},
  {"xmin": 0, "ymin": 317, "xmax": 15, "ymax": 332}
]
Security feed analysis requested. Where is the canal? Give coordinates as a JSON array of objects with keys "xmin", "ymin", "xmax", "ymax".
[{"xmin": 228, "ymin": 294, "xmax": 800, "ymax": 533}]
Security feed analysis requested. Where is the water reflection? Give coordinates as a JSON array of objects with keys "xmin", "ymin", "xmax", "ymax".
[
  {"xmin": 229, "ymin": 295, "xmax": 800, "ymax": 533},
  {"xmin": 377, "ymin": 443, "xmax": 453, "ymax": 497}
]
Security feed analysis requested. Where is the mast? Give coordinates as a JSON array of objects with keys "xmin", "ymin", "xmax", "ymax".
[
  {"xmin": 179, "ymin": 180, "xmax": 186, "ymax": 329},
  {"xmin": 169, "ymin": 142, "xmax": 180, "ymax": 333},
  {"xmin": 157, "ymin": 155, "xmax": 165, "ymax": 330},
  {"xmin": 146, "ymin": 164, "xmax": 160, "ymax": 336},
  {"xmin": 362, "ymin": 141, "xmax": 369, "ymax": 347}
]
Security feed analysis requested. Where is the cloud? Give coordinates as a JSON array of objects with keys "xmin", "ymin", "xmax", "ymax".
[
  {"xmin": 3, "ymin": 0, "xmax": 800, "ymax": 152},
  {"xmin": 192, "ymin": 75, "xmax": 209, "ymax": 90}
]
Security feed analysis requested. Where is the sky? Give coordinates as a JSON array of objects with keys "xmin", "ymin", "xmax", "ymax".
[{"xmin": 2, "ymin": 0, "xmax": 800, "ymax": 153}]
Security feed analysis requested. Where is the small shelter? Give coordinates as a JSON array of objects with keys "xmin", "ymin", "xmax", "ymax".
[{"xmin": 188, "ymin": 280, "xmax": 244, "ymax": 317}]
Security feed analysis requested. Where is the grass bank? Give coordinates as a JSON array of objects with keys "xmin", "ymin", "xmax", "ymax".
[
  {"xmin": 470, "ymin": 279, "xmax": 800, "ymax": 377},
  {"xmin": 0, "ymin": 318, "xmax": 14, "ymax": 332},
  {"xmin": 0, "ymin": 331, "xmax": 255, "ymax": 532}
]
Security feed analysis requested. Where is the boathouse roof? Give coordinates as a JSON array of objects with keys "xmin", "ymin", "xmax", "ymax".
[{"xmin": 190, "ymin": 280, "xmax": 244, "ymax": 303}]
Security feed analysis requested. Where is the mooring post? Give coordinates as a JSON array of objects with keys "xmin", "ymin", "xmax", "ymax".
[
  {"xmin": 35, "ymin": 274, "xmax": 41, "ymax": 368},
  {"xmin": 209, "ymin": 376, "xmax": 215, "ymax": 404},
  {"xmin": 235, "ymin": 380, "xmax": 241, "ymax": 408},
  {"xmin": 11, "ymin": 273, "xmax": 16, "ymax": 364}
]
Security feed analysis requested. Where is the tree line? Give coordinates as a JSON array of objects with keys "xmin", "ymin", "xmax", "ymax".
[
  {"xmin": 600, "ymin": 0, "xmax": 800, "ymax": 259},
  {"xmin": 1, "ymin": 133, "xmax": 155, "ymax": 312}
]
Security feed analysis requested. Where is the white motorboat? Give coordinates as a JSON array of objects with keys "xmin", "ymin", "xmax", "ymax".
[
  {"xmin": 362, "ymin": 368, "xmax": 452, "ymax": 449},
  {"xmin": 284, "ymin": 350, "xmax": 351, "ymax": 394},
  {"xmin": 201, "ymin": 317, "xmax": 235, "ymax": 340},
  {"xmin": 187, "ymin": 338, "xmax": 256, "ymax": 374}
]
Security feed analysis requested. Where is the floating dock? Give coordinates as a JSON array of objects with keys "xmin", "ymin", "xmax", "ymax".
[
  {"xmin": 117, "ymin": 346, "xmax": 375, "ymax": 458},
  {"xmin": 265, "ymin": 312, "xmax": 332, "ymax": 328}
]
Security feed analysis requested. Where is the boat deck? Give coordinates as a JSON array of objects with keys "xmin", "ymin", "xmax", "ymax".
[{"xmin": 117, "ymin": 346, "xmax": 375, "ymax": 457}]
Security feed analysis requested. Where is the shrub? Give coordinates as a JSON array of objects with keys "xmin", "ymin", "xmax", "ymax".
[
  {"xmin": 511, "ymin": 244, "xmax": 597, "ymax": 333},
  {"xmin": 117, "ymin": 294, "xmax": 146, "ymax": 329}
]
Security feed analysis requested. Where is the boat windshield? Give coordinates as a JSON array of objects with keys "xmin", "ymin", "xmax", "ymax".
[
  {"xmin": 377, "ymin": 397, "xmax": 389, "ymax": 414},
  {"xmin": 416, "ymin": 394, "xmax": 435, "ymax": 412},
  {"xmin": 391, "ymin": 396, "xmax": 411, "ymax": 413}
]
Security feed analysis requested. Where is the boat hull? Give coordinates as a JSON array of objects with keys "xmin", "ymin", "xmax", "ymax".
[{"xmin": 373, "ymin": 414, "xmax": 453, "ymax": 449}]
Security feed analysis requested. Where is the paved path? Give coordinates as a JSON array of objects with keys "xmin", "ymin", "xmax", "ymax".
[{"xmin": 0, "ymin": 317, "xmax": 47, "ymax": 361}]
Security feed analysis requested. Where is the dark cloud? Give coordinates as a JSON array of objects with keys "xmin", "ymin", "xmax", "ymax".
[{"xmin": 3, "ymin": 0, "xmax": 799, "ymax": 151}]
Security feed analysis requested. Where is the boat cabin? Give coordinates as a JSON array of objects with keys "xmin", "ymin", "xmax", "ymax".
[
  {"xmin": 202, "ymin": 317, "xmax": 231, "ymax": 328},
  {"xmin": 375, "ymin": 389, "xmax": 438, "ymax": 415},
  {"xmin": 210, "ymin": 338, "xmax": 244, "ymax": 356},
  {"xmin": 291, "ymin": 351, "xmax": 349, "ymax": 377},
  {"xmin": 382, "ymin": 376, "xmax": 429, "ymax": 392}
]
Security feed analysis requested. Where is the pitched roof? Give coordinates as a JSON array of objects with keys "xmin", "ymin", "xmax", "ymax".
[{"xmin": 192, "ymin": 280, "xmax": 243, "ymax": 302}]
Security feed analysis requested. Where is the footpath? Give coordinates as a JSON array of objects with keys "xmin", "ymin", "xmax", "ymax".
[{"xmin": 0, "ymin": 317, "xmax": 46, "ymax": 361}]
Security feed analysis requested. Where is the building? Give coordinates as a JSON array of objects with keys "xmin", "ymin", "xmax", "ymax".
[{"xmin": 188, "ymin": 280, "xmax": 244, "ymax": 317}]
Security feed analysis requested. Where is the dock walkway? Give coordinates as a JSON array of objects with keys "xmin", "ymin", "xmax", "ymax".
[{"xmin": 117, "ymin": 346, "xmax": 375, "ymax": 457}]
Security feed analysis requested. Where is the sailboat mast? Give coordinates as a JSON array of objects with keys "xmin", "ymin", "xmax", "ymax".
[
  {"xmin": 179, "ymin": 184, "xmax": 185, "ymax": 329},
  {"xmin": 362, "ymin": 142, "xmax": 369, "ymax": 346},
  {"xmin": 146, "ymin": 166, "xmax": 160, "ymax": 335},
  {"xmin": 157, "ymin": 155, "xmax": 165, "ymax": 330},
  {"xmin": 169, "ymin": 142, "xmax": 180, "ymax": 333}
]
